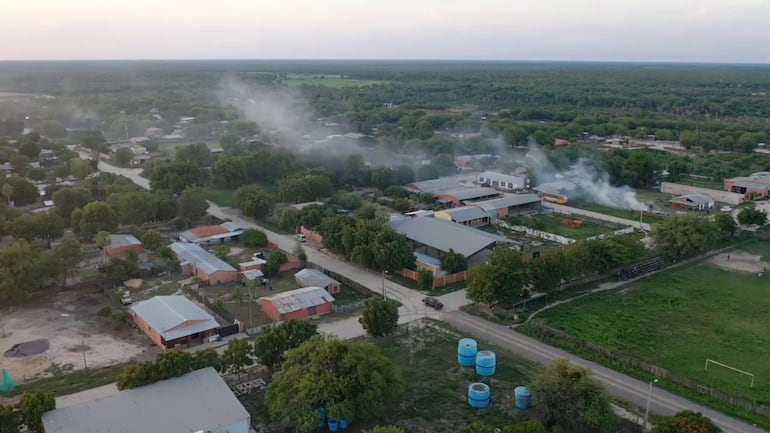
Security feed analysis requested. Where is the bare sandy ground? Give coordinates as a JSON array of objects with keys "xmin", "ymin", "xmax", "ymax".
[
  {"xmin": 710, "ymin": 251, "xmax": 768, "ymax": 274},
  {"xmin": 0, "ymin": 291, "xmax": 152, "ymax": 383}
]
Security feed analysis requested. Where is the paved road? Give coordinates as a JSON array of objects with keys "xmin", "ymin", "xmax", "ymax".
[
  {"xmin": 543, "ymin": 202, "xmax": 652, "ymax": 231},
  {"xmin": 84, "ymin": 156, "xmax": 765, "ymax": 432},
  {"xmin": 444, "ymin": 311, "xmax": 764, "ymax": 433},
  {"xmin": 74, "ymin": 148, "xmax": 150, "ymax": 190}
]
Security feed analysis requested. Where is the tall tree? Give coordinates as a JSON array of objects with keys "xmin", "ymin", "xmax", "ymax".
[
  {"xmin": 0, "ymin": 404, "xmax": 22, "ymax": 433},
  {"xmin": 1, "ymin": 178, "xmax": 37, "ymax": 205},
  {"xmin": 141, "ymin": 230, "xmax": 164, "ymax": 252},
  {"xmin": 713, "ymin": 212, "xmax": 737, "ymax": 237},
  {"xmin": 52, "ymin": 187, "xmax": 91, "ymax": 225},
  {"xmin": 177, "ymin": 187, "xmax": 209, "ymax": 224},
  {"xmin": 467, "ymin": 248, "xmax": 528, "ymax": 305},
  {"xmin": 235, "ymin": 185, "xmax": 273, "ymax": 218},
  {"xmin": 221, "ymin": 338, "xmax": 254, "ymax": 379},
  {"xmin": 44, "ymin": 239, "xmax": 83, "ymax": 286},
  {"xmin": 359, "ymin": 298, "xmax": 400, "ymax": 338},
  {"xmin": 149, "ymin": 162, "xmax": 208, "ymax": 194},
  {"xmin": 737, "ymin": 206, "xmax": 767, "ymax": 226},
  {"xmin": 531, "ymin": 359, "xmax": 616, "ymax": 433},
  {"xmin": 279, "ymin": 178, "xmax": 312, "ymax": 203},
  {"xmin": 75, "ymin": 202, "xmax": 118, "ymax": 240},
  {"xmin": 241, "ymin": 229, "xmax": 268, "ymax": 247},
  {"xmin": 265, "ymin": 335, "xmax": 403, "ymax": 433},
  {"xmin": 440, "ymin": 249, "xmax": 468, "ymax": 273},
  {"xmin": 371, "ymin": 226, "xmax": 415, "ymax": 272},
  {"xmin": 652, "ymin": 215, "xmax": 719, "ymax": 259},
  {"xmin": 175, "ymin": 143, "xmax": 212, "ymax": 167},
  {"xmin": 0, "ymin": 241, "xmax": 44, "ymax": 301}
]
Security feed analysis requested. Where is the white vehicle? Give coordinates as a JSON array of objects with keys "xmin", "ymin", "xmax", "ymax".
[
  {"xmin": 720, "ymin": 206, "xmax": 733, "ymax": 212},
  {"xmin": 296, "ymin": 233, "xmax": 307, "ymax": 242}
]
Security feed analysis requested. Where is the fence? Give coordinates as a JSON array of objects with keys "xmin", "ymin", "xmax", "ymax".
[
  {"xmin": 500, "ymin": 221, "xmax": 575, "ymax": 245},
  {"xmin": 398, "ymin": 268, "xmax": 470, "ymax": 289},
  {"xmin": 527, "ymin": 322, "xmax": 770, "ymax": 418},
  {"xmin": 306, "ymin": 262, "xmax": 373, "ymax": 299},
  {"xmin": 183, "ymin": 286, "xmax": 235, "ymax": 324},
  {"xmin": 333, "ymin": 300, "xmax": 365, "ymax": 313}
]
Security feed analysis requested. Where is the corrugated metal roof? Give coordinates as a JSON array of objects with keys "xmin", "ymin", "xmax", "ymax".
[
  {"xmin": 390, "ymin": 217, "xmax": 513, "ymax": 257},
  {"xmin": 129, "ymin": 296, "xmax": 218, "ymax": 341},
  {"xmin": 440, "ymin": 187, "xmax": 500, "ymax": 201},
  {"xmin": 295, "ymin": 268, "xmax": 340, "ymax": 288},
  {"xmin": 405, "ymin": 178, "xmax": 464, "ymax": 194},
  {"xmin": 476, "ymin": 194, "xmax": 541, "ymax": 211},
  {"xmin": 241, "ymin": 269, "xmax": 264, "ymax": 280},
  {"xmin": 441, "ymin": 206, "xmax": 488, "ymax": 222},
  {"xmin": 42, "ymin": 368, "xmax": 248, "ymax": 433},
  {"xmin": 261, "ymin": 286, "xmax": 335, "ymax": 314},
  {"xmin": 414, "ymin": 252, "xmax": 441, "ymax": 267},
  {"xmin": 109, "ymin": 234, "xmax": 141, "ymax": 249},
  {"xmin": 670, "ymin": 194, "xmax": 714, "ymax": 205},
  {"xmin": 170, "ymin": 242, "xmax": 236, "ymax": 275},
  {"xmin": 478, "ymin": 172, "xmax": 526, "ymax": 187}
]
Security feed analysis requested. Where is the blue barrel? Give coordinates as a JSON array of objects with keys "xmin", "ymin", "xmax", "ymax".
[
  {"xmin": 468, "ymin": 383, "xmax": 490, "ymax": 408},
  {"xmin": 458, "ymin": 338, "xmax": 478, "ymax": 367},
  {"xmin": 514, "ymin": 386, "xmax": 532, "ymax": 409},
  {"xmin": 339, "ymin": 418, "xmax": 348, "ymax": 430},
  {"xmin": 475, "ymin": 350, "xmax": 496, "ymax": 377},
  {"xmin": 318, "ymin": 407, "xmax": 326, "ymax": 428},
  {"xmin": 328, "ymin": 418, "xmax": 339, "ymax": 432}
]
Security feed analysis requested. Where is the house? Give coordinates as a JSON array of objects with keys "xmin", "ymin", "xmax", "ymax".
[
  {"xmin": 724, "ymin": 172, "xmax": 770, "ymax": 199},
  {"xmin": 389, "ymin": 217, "xmax": 515, "ymax": 266},
  {"xmin": 129, "ymin": 295, "xmax": 219, "ymax": 350},
  {"xmin": 38, "ymin": 149, "xmax": 58, "ymax": 165},
  {"xmin": 105, "ymin": 234, "xmax": 143, "ymax": 258},
  {"xmin": 434, "ymin": 206, "xmax": 490, "ymax": 227},
  {"xmin": 260, "ymin": 286, "xmax": 335, "ymax": 321},
  {"xmin": 475, "ymin": 194, "xmax": 541, "ymax": 222},
  {"xmin": 477, "ymin": 171, "xmax": 528, "ymax": 191},
  {"xmin": 294, "ymin": 268, "xmax": 342, "ymax": 294},
  {"xmin": 436, "ymin": 187, "xmax": 501, "ymax": 206},
  {"xmin": 41, "ymin": 367, "xmax": 250, "ymax": 433},
  {"xmin": 670, "ymin": 194, "xmax": 715, "ymax": 211},
  {"xmin": 179, "ymin": 222, "xmax": 245, "ymax": 245},
  {"xmin": 170, "ymin": 242, "xmax": 238, "ymax": 285},
  {"xmin": 108, "ymin": 142, "xmax": 147, "ymax": 156}
]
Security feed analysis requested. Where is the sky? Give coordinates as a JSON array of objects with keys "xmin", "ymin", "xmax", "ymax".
[{"xmin": 3, "ymin": 0, "xmax": 770, "ymax": 63}]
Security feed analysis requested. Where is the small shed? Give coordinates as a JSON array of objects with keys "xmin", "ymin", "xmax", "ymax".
[
  {"xmin": 294, "ymin": 268, "xmax": 342, "ymax": 294},
  {"xmin": 105, "ymin": 234, "xmax": 143, "ymax": 258},
  {"xmin": 260, "ymin": 286, "xmax": 335, "ymax": 321}
]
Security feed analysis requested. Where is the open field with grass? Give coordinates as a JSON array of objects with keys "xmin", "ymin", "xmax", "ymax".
[
  {"xmin": 281, "ymin": 73, "xmax": 387, "ymax": 88},
  {"xmin": 240, "ymin": 321, "xmax": 542, "ymax": 433},
  {"xmin": 523, "ymin": 238, "xmax": 770, "ymax": 406},
  {"xmin": 512, "ymin": 214, "xmax": 618, "ymax": 240},
  {"xmin": 157, "ymin": 141, "xmax": 220, "ymax": 158}
]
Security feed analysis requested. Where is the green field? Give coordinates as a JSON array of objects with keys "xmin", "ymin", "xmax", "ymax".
[
  {"xmin": 514, "ymin": 214, "xmax": 617, "ymax": 240},
  {"xmin": 282, "ymin": 73, "xmax": 387, "ymax": 88},
  {"xmin": 525, "ymin": 239, "xmax": 770, "ymax": 405}
]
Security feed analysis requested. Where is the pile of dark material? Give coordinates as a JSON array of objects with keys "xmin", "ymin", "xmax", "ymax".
[{"xmin": 4, "ymin": 339, "xmax": 50, "ymax": 357}]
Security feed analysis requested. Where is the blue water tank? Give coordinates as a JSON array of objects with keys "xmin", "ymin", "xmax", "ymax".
[
  {"xmin": 457, "ymin": 338, "xmax": 478, "ymax": 367},
  {"xmin": 328, "ymin": 418, "xmax": 339, "ymax": 432},
  {"xmin": 318, "ymin": 407, "xmax": 326, "ymax": 428},
  {"xmin": 475, "ymin": 350, "xmax": 496, "ymax": 377},
  {"xmin": 468, "ymin": 382, "xmax": 491, "ymax": 408},
  {"xmin": 339, "ymin": 418, "xmax": 348, "ymax": 430},
  {"xmin": 514, "ymin": 386, "xmax": 532, "ymax": 410}
]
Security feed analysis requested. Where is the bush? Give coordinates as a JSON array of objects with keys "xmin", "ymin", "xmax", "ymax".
[
  {"xmin": 241, "ymin": 229, "xmax": 269, "ymax": 247},
  {"xmin": 418, "ymin": 270, "xmax": 434, "ymax": 290}
]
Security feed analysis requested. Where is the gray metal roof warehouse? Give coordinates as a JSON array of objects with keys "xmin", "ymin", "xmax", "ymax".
[
  {"xmin": 130, "ymin": 295, "xmax": 219, "ymax": 341},
  {"xmin": 389, "ymin": 217, "xmax": 512, "ymax": 257},
  {"xmin": 440, "ymin": 206, "xmax": 489, "ymax": 223},
  {"xmin": 42, "ymin": 367, "xmax": 250, "ymax": 433}
]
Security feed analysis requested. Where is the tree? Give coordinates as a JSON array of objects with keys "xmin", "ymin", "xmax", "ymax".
[
  {"xmin": 39, "ymin": 120, "xmax": 67, "ymax": 138},
  {"xmin": 94, "ymin": 230, "xmax": 111, "ymax": 263},
  {"xmin": 713, "ymin": 212, "xmax": 737, "ymax": 237},
  {"xmin": 18, "ymin": 141, "xmax": 41, "ymax": 159},
  {"xmin": 370, "ymin": 167, "xmax": 395, "ymax": 191},
  {"xmin": 532, "ymin": 359, "xmax": 616, "ymax": 433},
  {"xmin": 371, "ymin": 226, "xmax": 415, "ymax": 272},
  {"xmin": 241, "ymin": 229, "xmax": 269, "ymax": 247},
  {"xmin": 359, "ymin": 298, "xmax": 399, "ymax": 338},
  {"xmin": 467, "ymin": 248, "xmax": 528, "ymax": 305},
  {"xmin": 175, "ymin": 143, "xmax": 211, "ymax": 167},
  {"xmin": 418, "ymin": 270, "xmax": 434, "ymax": 290},
  {"xmin": 177, "ymin": 187, "xmax": 209, "ymax": 223},
  {"xmin": 280, "ymin": 178, "xmax": 312, "ymax": 203},
  {"xmin": 70, "ymin": 158, "xmax": 94, "ymax": 179},
  {"xmin": 10, "ymin": 154, "xmax": 30, "ymax": 177},
  {"xmin": 0, "ymin": 241, "xmax": 44, "ymax": 301},
  {"xmin": 253, "ymin": 319, "xmax": 319, "ymax": 368},
  {"xmin": 651, "ymin": 215, "xmax": 720, "ymax": 259},
  {"xmin": 107, "ymin": 254, "xmax": 140, "ymax": 286},
  {"xmin": 278, "ymin": 207, "xmax": 301, "ymax": 231},
  {"xmin": 293, "ymin": 241, "xmax": 307, "ymax": 264},
  {"xmin": 52, "ymin": 187, "xmax": 91, "ymax": 224},
  {"xmin": 264, "ymin": 251, "xmax": 288, "ymax": 276},
  {"xmin": 19, "ymin": 390, "xmax": 55, "ymax": 433},
  {"xmin": 149, "ymin": 162, "xmax": 208, "ymax": 194},
  {"xmin": 32, "ymin": 212, "xmax": 65, "ymax": 247},
  {"xmin": 73, "ymin": 130, "xmax": 106, "ymax": 152},
  {"xmin": 0, "ymin": 404, "xmax": 22, "ymax": 433},
  {"xmin": 114, "ymin": 148, "xmax": 132, "ymax": 166},
  {"xmin": 215, "ymin": 245, "xmax": 231, "ymax": 258},
  {"xmin": 211, "ymin": 156, "xmax": 250, "ymax": 188},
  {"xmin": 440, "ymin": 249, "xmax": 467, "ymax": 273},
  {"xmin": 654, "ymin": 410, "xmax": 721, "ymax": 433},
  {"xmin": 1, "ymin": 184, "xmax": 11, "ymax": 206},
  {"xmin": 27, "ymin": 167, "xmax": 46, "ymax": 181},
  {"xmin": 235, "ymin": 185, "xmax": 273, "ymax": 218},
  {"xmin": 221, "ymin": 338, "xmax": 254, "ymax": 378},
  {"xmin": 44, "ymin": 239, "xmax": 83, "ymax": 286},
  {"xmin": 265, "ymin": 335, "xmax": 403, "ymax": 433},
  {"xmin": 75, "ymin": 202, "xmax": 118, "ymax": 240},
  {"xmin": 737, "ymin": 206, "xmax": 767, "ymax": 226},
  {"xmin": 141, "ymin": 230, "xmax": 164, "ymax": 252},
  {"xmin": 1, "ymin": 177, "xmax": 37, "ymax": 205}
]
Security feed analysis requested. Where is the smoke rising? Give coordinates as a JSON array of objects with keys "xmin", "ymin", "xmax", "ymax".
[{"xmin": 522, "ymin": 143, "xmax": 649, "ymax": 212}]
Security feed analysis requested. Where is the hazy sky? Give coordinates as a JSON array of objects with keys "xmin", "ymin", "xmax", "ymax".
[{"xmin": 4, "ymin": 0, "xmax": 770, "ymax": 63}]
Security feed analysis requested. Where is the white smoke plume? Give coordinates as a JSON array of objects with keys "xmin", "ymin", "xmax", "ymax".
[{"xmin": 522, "ymin": 143, "xmax": 649, "ymax": 212}]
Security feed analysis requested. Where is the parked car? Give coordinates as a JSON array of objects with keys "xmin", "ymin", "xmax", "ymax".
[
  {"xmin": 422, "ymin": 297, "xmax": 443, "ymax": 310},
  {"xmin": 296, "ymin": 233, "xmax": 307, "ymax": 242}
]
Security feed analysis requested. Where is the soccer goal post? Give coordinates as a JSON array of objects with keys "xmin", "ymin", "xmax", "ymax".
[{"xmin": 704, "ymin": 359, "xmax": 755, "ymax": 388}]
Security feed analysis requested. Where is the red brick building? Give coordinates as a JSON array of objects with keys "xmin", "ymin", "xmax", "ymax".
[
  {"xmin": 105, "ymin": 234, "xmax": 143, "ymax": 258},
  {"xmin": 260, "ymin": 286, "xmax": 335, "ymax": 321}
]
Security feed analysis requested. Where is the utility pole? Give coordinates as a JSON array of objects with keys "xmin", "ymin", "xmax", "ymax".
[
  {"xmin": 644, "ymin": 379, "xmax": 658, "ymax": 431},
  {"xmin": 381, "ymin": 270, "xmax": 387, "ymax": 298}
]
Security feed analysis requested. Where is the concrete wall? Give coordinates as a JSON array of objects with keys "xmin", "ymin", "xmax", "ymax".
[
  {"xmin": 133, "ymin": 314, "xmax": 164, "ymax": 349},
  {"xmin": 199, "ymin": 269, "xmax": 239, "ymax": 286},
  {"xmin": 261, "ymin": 300, "xmax": 333, "ymax": 321},
  {"xmin": 105, "ymin": 244, "xmax": 143, "ymax": 258},
  {"xmin": 660, "ymin": 182, "xmax": 745, "ymax": 205}
]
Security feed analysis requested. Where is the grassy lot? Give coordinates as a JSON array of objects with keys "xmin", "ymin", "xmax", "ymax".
[
  {"xmin": 9, "ymin": 364, "xmax": 126, "ymax": 397},
  {"xmin": 282, "ymin": 74, "xmax": 387, "ymax": 88},
  {"xmin": 523, "ymin": 238, "xmax": 770, "ymax": 406},
  {"xmin": 240, "ymin": 322, "xmax": 542, "ymax": 433},
  {"xmin": 333, "ymin": 286, "xmax": 362, "ymax": 305},
  {"xmin": 512, "ymin": 214, "xmax": 617, "ymax": 240},
  {"xmin": 223, "ymin": 272, "xmax": 301, "ymax": 326},
  {"xmin": 205, "ymin": 187, "xmax": 238, "ymax": 208}
]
